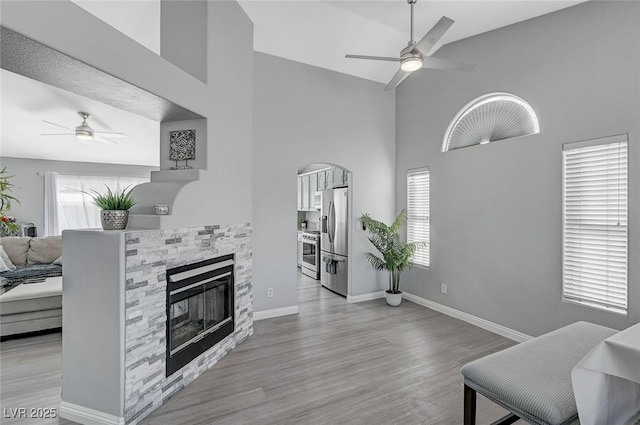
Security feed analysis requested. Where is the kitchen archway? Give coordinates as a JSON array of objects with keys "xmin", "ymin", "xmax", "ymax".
[{"xmin": 296, "ymin": 163, "xmax": 352, "ymax": 302}]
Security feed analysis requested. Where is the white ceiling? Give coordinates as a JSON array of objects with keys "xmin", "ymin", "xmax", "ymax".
[
  {"xmin": 238, "ymin": 0, "xmax": 585, "ymax": 84},
  {"xmin": 0, "ymin": 1, "xmax": 585, "ymax": 167},
  {"xmin": 0, "ymin": 70, "xmax": 160, "ymax": 166}
]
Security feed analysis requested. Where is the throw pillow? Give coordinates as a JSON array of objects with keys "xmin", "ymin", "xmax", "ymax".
[
  {"xmin": 53, "ymin": 255, "xmax": 63, "ymax": 265},
  {"xmin": 0, "ymin": 245, "xmax": 16, "ymax": 270},
  {"xmin": 0, "ymin": 254, "xmax": 9, "ymax": 272},
  {"xmin": 27, "ymin": 236, "xmax": 62, "ymax": 265},
  {"xmin": 0, "ymin": 238, "xmax": 27, "ymax": 267}
]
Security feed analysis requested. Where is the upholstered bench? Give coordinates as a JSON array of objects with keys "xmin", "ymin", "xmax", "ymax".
[{"xmin": 461, "ymin": 321, "xmax": 618, "ymax": 425}]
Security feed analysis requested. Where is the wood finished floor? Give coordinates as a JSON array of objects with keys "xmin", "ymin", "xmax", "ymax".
[{"xmin": 0, "ymin": 272, "xmax": 521, "ymax": 424}]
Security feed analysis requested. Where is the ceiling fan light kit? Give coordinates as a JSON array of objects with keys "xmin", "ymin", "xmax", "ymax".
[
  {"xmin": 345, "ymin": 0, "xmax": 475, "ymax": 90},
  {"xmin": 75, "ymin": 112, "xmax": 94, "ymax": 140},
  {"xmin": 400, "ymin": 56, "xmax": 423, "ymax": 72}
]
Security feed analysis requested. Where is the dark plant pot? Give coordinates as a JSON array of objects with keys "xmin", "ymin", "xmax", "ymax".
[{"xmin": 101, "ymin": 210, "xmax": 129, "ymax": 230}]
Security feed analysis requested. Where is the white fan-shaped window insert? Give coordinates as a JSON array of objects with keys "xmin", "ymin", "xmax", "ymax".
[{"xmin": 442, "ymin": 92, "xmax": 540, "ymax": 152}]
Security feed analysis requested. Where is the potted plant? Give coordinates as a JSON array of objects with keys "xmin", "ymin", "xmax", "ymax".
[
  {"xmin": 360, "ymin": 209, "xmax": 425, "ymax": 306},
  {"xmin": 0, "ymin": 167, "xmax": 20, "ymax": 236},
  {"xmin": 88, "ymin": 185, "xmax": 136, "ymax": 230}
]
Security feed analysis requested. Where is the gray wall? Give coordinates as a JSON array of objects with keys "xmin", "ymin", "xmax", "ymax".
[
  {"xmin": 0, "ymin": 157, "xmax": 156, "ymax": 233},
  {"xmin": 169, "ymin": 0, "xmax": 253, "ymax": 227},
  {"xmin": 161, "ymin": 0, "xmax": 207, "ymax": 83},
  {"xmin": 1, "ymin": 0, "xmax": 253, "ymax": 227},
  {"xmin": 62, "ymin": 230, "xmax": 125, "ymax": 417},
  {"xmin": 396, "ymin": 1, "xmax": 640, "ymax": 336},
  {"xmin": 253, "ymin": 52, "xmax": 395, "ymax": 312}
]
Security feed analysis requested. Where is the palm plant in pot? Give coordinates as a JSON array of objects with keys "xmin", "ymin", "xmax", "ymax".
[
  {"xmin": 0, "ymin": 167, "xmax": 20, "ymax": 236},
  {"xmin": 360, "ymin": 210, "xmax": 425, "ymax": 306},
  {"xmin": 88, "ymin": 185, "xmax": 136, "ymax": 230}
]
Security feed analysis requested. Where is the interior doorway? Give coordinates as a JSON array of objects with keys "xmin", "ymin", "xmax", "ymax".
[{"xmin": 296, "ymin": 163, "xmax": 352, "ymax": 302}]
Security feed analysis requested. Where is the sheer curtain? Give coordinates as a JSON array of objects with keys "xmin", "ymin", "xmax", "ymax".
[
  {"xmin": 43, "ymin": 172, "xmax": 60, "ymax": 237},
  {"xmin": 53, "ymin": 174, "xmax": 149, "ymax": 234}
]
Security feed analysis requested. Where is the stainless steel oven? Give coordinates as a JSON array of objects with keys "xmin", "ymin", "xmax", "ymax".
[{"xmin": 301, "ymin": 232, "xmax": 320, "ymax": 280}]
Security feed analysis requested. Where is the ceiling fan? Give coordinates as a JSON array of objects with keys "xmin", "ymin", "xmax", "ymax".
[
  {"xmin": 41, "ymin": 112, "xmax": 127, "ymax": 144},
  {"xmin": 346, "ymin": 0, "xmax": 476, "ymax": 90}
]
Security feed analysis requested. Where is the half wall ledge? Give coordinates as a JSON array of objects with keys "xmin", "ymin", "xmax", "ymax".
[
  {"xmin": 127, "ymin": 169, "xmax": 201, "ymax": 229},
  {"xmin": 60, "ymin": 224, "xmax": 253, "ymax": 425}
]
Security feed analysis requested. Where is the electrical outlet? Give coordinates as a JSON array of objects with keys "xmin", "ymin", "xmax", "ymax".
[
  {"xmin": 267, "ymin": 287, "xmax": 274, "ymax": 298},
  {"xmin": 441, "ymin": 284, "xmax": 448, "ymax": 295}
]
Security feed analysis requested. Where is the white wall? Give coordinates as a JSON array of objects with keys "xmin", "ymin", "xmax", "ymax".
[
  {"xmin": 161, "ymin": 0, "xmax": 207, "ymax": 82},
  {"xmin": 0, "ymin": 157, "xmax": 156, "ymax": 233},
  {"xmin": 1, "ymin": 0, "xmax": 254, "ymax": 226},
  {"xmin": 396, "ymin": 1, "xmax": 640, "ymax": 336},
  {"xmin": 71, "ymin": 0, "xmax": 161, "ymax": 54},
  {"xmin": 253, "ymin": 52, "xmax": 395, "ymax": 312}
]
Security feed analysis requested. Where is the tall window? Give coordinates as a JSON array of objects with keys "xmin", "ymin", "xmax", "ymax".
[
  {"xmin": 54, "ymin": 174, "xmax": 149, "ymax": 233},
  {"xmin": 562, "ymin": 134, "xmax": 628, "ymax": 315},
  {"xmin": 407, "ymin": 168, "xmax": 430, "ymax": 268}
]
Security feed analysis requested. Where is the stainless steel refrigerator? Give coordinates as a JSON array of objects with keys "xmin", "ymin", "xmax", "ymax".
[{"xmin": 321, "ymin": 187, "xmax": 348, "ymax": 296}]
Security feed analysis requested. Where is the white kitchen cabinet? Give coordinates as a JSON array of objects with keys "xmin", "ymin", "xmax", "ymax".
[
  {"xmin": 297, "ymin": 176, "xmax": 303, "ymax": 210},
  {"xmin": 310, "ymin": 173, "xmax": 318, "ymax": 201},
  {"xmin": 301, "ymin": 174, "xmax": 310, "ymax": 211},
  {"xmin": 299, "ymin": 167, "xmax": 346, "ymax": 211},
  {"xmin": 317, "ymin": 170, "xmax": 327, "ymax": 191},
  {"xmin": 333, "ymin": 167, "xmax": 347, "ymax": 187},
  {"xmin": 325, "ymin": 169, "xmax": 334, "ymax": 189}
]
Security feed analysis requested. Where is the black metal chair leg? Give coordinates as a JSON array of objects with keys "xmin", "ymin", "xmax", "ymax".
[{"xmin": 464, "ymin": 384, "xmax": 477, "ymax": 425}]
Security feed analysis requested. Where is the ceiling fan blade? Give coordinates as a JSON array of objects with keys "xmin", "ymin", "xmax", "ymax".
[
  {"xmin": 94, "ymin": 135, "xmax": 118, "ymax": 145},
  {"xmin": 414, "ymin": 16, "xmax": 454, "ymax": 56},
  {"xmin": 422, "ymin": 56, "xmax": 476, "ymax": 72},
  {"xmin": 94, "ymin": 131, "xmax": 127, "ymax": 138},
  {"xmin": 41, "ymin": 133, "xmax": 75, "ymax": 136},
  {"xmin": 346, "ymin": 54, "xmax": 401, "ymax": 63},
  {"xmin": 384, "ymin": 68, "xmax": 411, "ymax": 91},
  {"xmin": 42, "ymin": 120, "xmax": 74, "ymax": 131}
]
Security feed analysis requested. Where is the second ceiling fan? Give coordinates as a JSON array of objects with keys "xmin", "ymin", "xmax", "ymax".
[
  {"xmin": 42, "ymin": 112, "xmax": 127, "ymax": 144},
  {"xmin": 346, "ymin": 0, "xmax": 475, "ymax": 90}
]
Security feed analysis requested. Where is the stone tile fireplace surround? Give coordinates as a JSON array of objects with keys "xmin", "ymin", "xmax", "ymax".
[{"xmin": 59, "ymin": 224, "xmax": 253, "ymax": 425}]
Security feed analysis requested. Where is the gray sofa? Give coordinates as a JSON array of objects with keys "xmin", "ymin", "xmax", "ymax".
[{"xmin": 0, "ymin": 236, "xmax": 63, "ymax": 338}]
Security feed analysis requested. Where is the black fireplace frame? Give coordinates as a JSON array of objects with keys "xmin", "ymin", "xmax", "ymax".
[{"xmin": 165, "ymin": 254, "xmax": 235, "ymax": 377}]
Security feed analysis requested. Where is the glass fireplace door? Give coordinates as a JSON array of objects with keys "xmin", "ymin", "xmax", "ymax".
[
  {"xmin": 169, "ymin": 275, "xmax": 233, "ymax": 355},
  {"xmin": 166, "ymin": 254, "xmax": 235, "ymax": 377}
]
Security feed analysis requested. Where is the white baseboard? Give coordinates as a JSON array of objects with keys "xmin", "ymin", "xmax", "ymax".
[
  {"xmin": 253, "ymin": 305, "xmax": 299, "ymax": 321},
  {"xmin": 346, "ymin": 291, "xmax": 386, "ymax": 303},
  {"xmin": 403, "ymin": 292, "xmax": 531, "ymax": 343},
  {"xmin": 59, "ymin": 402, "xmax": 124, "ymax": 425}
]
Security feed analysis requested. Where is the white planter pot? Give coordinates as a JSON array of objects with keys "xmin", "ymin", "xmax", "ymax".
[{"xmin": 385, "ymin": 290, "xmax": 403, "ymax": 307}]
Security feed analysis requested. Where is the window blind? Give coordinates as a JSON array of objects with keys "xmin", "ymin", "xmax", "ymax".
[
  {"xmin": 562, "ymin": 135, "xmax": 628, "ymax": 314},
  {"xmin": 407, "ymin": 168, "xmax": 430, "ymax": 268}
]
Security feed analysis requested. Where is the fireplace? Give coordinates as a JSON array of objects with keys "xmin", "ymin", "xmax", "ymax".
[{"xmin": 165, "ymin": 254, "xmax": 235, "ymax": 376}]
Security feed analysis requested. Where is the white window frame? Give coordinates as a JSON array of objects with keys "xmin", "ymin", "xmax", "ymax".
[
  {"xmin": 562, "ymin": 134, "xmax": 628, "ymax": 315},
  {"xmin": 407, "ymin": 167, "xmax": 430, "ymax": 268}
]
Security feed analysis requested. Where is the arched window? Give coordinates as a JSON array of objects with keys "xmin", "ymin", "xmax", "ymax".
[{"xmin": 442, "ymin": 93, "xmax": 540, "ymax": 152}]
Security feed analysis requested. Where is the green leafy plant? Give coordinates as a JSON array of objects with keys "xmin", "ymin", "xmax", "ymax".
[
  {"xmin": 0, "ymin": 167, "xmax": 20, "ymax": 235},
  {"xmin": 88, "ymin": 185, "xmax": 137, "ymax": 210},
  {"xmin": 360, "ymin": 209, "xmax": 425, "ymax": 294}
]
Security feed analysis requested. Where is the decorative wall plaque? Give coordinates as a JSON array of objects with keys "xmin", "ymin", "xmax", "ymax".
[{"xmin": 169, "ymin": 130, "xmax": 196, "ymax": 169}]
